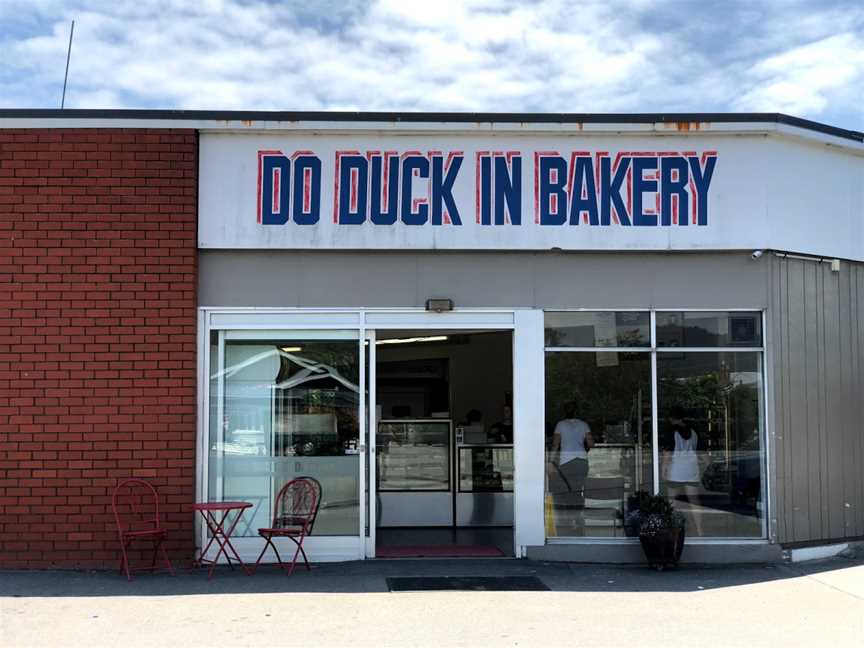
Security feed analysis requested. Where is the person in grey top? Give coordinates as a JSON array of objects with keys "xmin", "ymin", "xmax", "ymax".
[{"xmin": 548, "ymin": 400, "xmax": 594, "ymax": 532}]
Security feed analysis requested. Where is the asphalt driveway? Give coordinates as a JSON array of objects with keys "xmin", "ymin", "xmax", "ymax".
[{"xmin": 2, "ymin": 556, "xmax": 862, "ymax": 647}]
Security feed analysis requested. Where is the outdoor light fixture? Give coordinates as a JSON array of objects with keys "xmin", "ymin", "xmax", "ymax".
[
  {"xmin": 376, "ymin": 336, "xmax": 448, "ymax": 345},
  {"xmin": 425, "ymin": 298, "xmax": 453, "ymax": 312},
  {"xmin": 280, "ymin": 346, "xmax": 302, "ymax": 353}
]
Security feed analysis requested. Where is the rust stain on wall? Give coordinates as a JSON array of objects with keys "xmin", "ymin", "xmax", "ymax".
[{"xmin": 663, "ymin": 121, "xmax": 707, "ymax": 132}]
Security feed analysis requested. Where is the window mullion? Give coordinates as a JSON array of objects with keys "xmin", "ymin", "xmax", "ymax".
[{"xmin": 650, "ymin": 311, "xmax": 660, "ymax": 495}]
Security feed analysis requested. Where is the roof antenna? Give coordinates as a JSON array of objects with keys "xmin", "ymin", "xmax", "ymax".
[{"xmin": 60, "ymin": 20, "xmax": 75, "ymax": 108}]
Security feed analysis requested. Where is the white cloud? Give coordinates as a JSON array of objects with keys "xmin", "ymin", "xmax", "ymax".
[
  {"xmin": 0, "ymin": 0, "xmax": 861, "ymax": 129},
  {"xmin": 734, "ymin": 32, "xmax": 864, "ymax": 115}
]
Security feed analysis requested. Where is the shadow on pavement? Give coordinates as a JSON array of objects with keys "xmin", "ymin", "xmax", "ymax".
[{"xmin": 1, "ymin": 555, "xmax": 862, "ymax": 598}]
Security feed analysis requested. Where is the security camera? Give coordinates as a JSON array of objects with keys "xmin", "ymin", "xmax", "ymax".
[{"xmin": 751, "ymin": 250, "xmax": 764, "ymax": 259}]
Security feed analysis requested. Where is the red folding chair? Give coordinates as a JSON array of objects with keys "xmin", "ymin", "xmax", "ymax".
[
  {"xmin": 301, "ymin": 476, "xmax": 323, "ymax": 534},
  {"xmin": 254, "ymin": 477, "xmax": 318, "ymax": 575},
  {"xmin": 111, "ymin": 479, "xmax": 175, "ymax": 581}
]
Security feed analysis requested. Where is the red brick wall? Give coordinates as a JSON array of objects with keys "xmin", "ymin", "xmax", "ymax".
[{"xmin": 0, "ymin": 128, "xmax": 198, "ymax": 568}]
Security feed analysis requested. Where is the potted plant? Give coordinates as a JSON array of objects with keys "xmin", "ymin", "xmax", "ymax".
[{"xmin": 625, "ymin": 490, "xmax": 686, "ymax": 570}]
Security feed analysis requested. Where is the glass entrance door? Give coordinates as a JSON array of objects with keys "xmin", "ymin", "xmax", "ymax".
[
  {"xmin": 201, "ymin": 308, "xmax": 522, "ymax": 561},
  {"xmin": 376, "ymin": 419, "xmax": 454, "ymax": 526},
  {"xmin": 207, "ymin": 329, "xmax": 364, "ymax": 558}
]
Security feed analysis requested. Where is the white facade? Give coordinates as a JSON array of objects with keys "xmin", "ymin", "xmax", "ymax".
[{"xmin": 198, "ymin": 127, "xmax": 864, "ymax": 261}]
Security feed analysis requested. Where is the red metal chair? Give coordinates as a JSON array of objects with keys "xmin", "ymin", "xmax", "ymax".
[
  {"xmin": 302, "ymin": 476, "xmax": 323, "ymax": 534},
  {"xmin": 254, "ymin": 477, "xmax": 318, "ymax": 575},
  {"xmin": 111, "ymin": 479, "xmax": 175, "ymax": 581}
]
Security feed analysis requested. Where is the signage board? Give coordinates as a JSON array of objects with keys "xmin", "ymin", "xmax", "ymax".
[{"xmin": 199, "ymin": 133, "xmax": 864, "ymax": 260}]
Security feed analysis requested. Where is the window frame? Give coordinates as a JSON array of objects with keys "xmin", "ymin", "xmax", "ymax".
[{"xmin": 543, "ymin": 308, "xmax": 769, "ymax": 542}]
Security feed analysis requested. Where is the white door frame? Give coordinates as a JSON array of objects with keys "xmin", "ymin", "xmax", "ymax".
[{"xmin": 364, "ymin": 328, "xmax": 377, "ymax": 558}]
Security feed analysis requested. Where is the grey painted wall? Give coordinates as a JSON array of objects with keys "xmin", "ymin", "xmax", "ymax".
[
  {"xmin": 199, "ymin": 250, "xmax": 770, "ymax": 309},
  {"xmin": 770, "ymin": 255, "xmax": 864, "ymax": 545}
]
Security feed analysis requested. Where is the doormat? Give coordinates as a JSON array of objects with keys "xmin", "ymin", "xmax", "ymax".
[
  {"xmin": 386, "ymin": 576, "xmax": 549, "ymax": 592},
  {"xmin": 376, "ymin": 545, "xmax": 504, "ymax": 558}
]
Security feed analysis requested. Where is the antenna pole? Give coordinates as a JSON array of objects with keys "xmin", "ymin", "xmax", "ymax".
[{"xmin": 61, "ymin": 20, "xmax": 75, "ymax": 109}]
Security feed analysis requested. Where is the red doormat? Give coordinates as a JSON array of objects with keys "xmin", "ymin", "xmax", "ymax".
[{"xmin": 376, "ymin": 545, "xmax": 504, "ymax": 558}]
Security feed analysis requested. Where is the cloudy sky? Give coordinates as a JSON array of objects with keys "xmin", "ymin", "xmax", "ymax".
[{"xmin": 1, "ymin": 0, "xmax": 862, "ymax": 130}]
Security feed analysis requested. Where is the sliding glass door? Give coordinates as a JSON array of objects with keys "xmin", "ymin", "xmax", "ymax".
[
  {"xmin": 201, "ymin": 308, "xmax": 523, "ymax": 560},
  {"xmin": 207, "ymin": 329, "xmax": 364, "ymax": 556}
]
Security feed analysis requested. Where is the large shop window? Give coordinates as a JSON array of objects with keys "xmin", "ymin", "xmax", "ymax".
[
  {"xmin": 208, "ymin": 333, "xmax": 360, "ymax": 536},
  {"xmin": 545, "ymin": 311, "xmax": 765, "ymax": 539}
]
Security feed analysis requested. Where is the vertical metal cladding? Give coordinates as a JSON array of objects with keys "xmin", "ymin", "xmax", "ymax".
[{"xmin": 771, "ymin": 255, "xmax": 864, "ymax": 545}]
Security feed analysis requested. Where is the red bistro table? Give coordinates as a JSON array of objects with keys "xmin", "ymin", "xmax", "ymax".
[{"xmin": 191, "ymin": 501, "xmax": 253, "ymax": 579}]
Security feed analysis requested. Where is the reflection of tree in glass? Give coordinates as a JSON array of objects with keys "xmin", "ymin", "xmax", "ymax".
[
  {"xmin": 545, "ymin": 328, "xmax": 564, "ymax": 347},
  {"xmin": 273, "ymin": 342, "xmax": 360, "ymax": 455},
  {"xmin": 659, "ymin": 371, "xmax": 759, "ymax": 452},
  {"xmin": 615, "ymin": 328, "xmax": 647, "ymax": 348},
  {"xmin": 544, "ymin": 352, "xmax": 650, "ymax": 445},
  {"xmin": 545, "ymin": 322, "xmax": 647, "ymax": 348}
]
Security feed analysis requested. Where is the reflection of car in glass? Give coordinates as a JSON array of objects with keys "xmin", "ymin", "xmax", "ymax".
[{"xmin": 701, "ymin": 451, "xmax": 761, "ymax": 503}]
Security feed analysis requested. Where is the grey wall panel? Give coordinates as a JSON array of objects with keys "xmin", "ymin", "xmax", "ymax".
[
  {"xmin": 772, "ymin": 256, "xmax": 789, "ymax": 543},
  {"xmin": 772, "ymin": 255, "xmax": 864, "ymax": 545},
  {"xmin": 414, "ymin": 254, "xmax": 537, "ymax": 308},
  {"xmin": 765, "ymin": 257, "xmax": 780, "ymax": 541},
  {"xmin": 837, "ymin": 266, "xmax": 853, "ymax": 537},
  {"xmin": 532, "ymin": 253, "xmax": 770, "ymax": 308},
  {"xmin": 292, "ymin": 253, "xmax": 420, "ymax": 307},
  {"xmin": 855, "ymin": 265, "xmax": 864, "ymax": 537},
  {"xmin": 823, "ymin": 267, "xmax": 844, "ymax": 540},
  {"xmin": 803, "ymin": 262, "xmax": 822, "ymax": 541},
  {"xmin": 199, "ymin": 250, "xmax": 770, "ymax": 309},
  {"xmin": 769, "ymin": 254, "xmax": 788, "ymax": 542},
  {"xmin": 786, "ymin": 261, "xmax": 812, "ymax": 540}
]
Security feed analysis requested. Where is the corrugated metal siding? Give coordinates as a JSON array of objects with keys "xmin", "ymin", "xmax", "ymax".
[{"xmin": 771, "ymin": 255, "xmax": 864, "ymax": 544}]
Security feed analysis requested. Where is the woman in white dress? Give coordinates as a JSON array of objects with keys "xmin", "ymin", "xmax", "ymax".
[{"xmin": 662, "ymin": 407, "xmax": 704, "ymax": 535}]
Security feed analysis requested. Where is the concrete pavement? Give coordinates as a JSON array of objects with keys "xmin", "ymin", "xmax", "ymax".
[{"xmin": 2, "ymin": 556, "xmax": 862, "ymax": 647}]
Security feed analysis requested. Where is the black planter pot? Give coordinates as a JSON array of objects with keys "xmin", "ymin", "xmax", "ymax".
[{"xmin": 639, "ymin": 527, "xmax": 685, "ymax": 570}]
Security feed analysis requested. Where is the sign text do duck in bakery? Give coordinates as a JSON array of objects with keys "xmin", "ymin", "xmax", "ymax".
[{"xmin": 199, "ymin": 132, "xmax": 785, "ymax": 252}]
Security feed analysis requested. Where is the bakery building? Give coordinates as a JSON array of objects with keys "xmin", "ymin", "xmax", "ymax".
[{"xmin": 1, "ymin": 110, "xmax": 863, "ymax": 567}]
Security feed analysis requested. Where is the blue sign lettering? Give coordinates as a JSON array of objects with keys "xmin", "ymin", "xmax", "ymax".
[{"xmin": 257, "ymin": 149, "xmax": 717, "ymax": 230}]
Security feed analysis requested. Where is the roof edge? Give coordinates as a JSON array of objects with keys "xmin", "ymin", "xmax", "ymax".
[{"xmin": 0, "ymin": 109, "xmax": 861, "ymax": 142}]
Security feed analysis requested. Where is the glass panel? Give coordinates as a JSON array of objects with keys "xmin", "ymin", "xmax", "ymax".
[
  {"xmin": 544, "ymin": 311, "xmax": 650, "ymax": 348},
  {"xmin": 656, "ymin": 311, "xmax": 762, "ymax": 348},
  {"xmin": 658, "ymin": 352, "xmax": 764, "ymax": 538},
  {"xmin": 377, "ymin": 421, "xmax": 450, "ymax": 491},
  {"xmin": 544, "ymin": 352, "xmax": 653, "ymax": 537},
  {"xmin": 459, "ymin": 446, "xmax": 514, "ymax": 492},
  {"xmin": 208, "ymin": 336, "xmax": 360, "ymax": 536}
]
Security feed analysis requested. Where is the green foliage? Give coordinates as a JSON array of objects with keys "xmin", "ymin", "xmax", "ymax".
[
  {"xmin": 625, "ymin": 490, "xmax": 686, "ymax": 536},
  {"xmin": 544, "ymin": 352, "xmax": 649, "ymax": 440}
]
